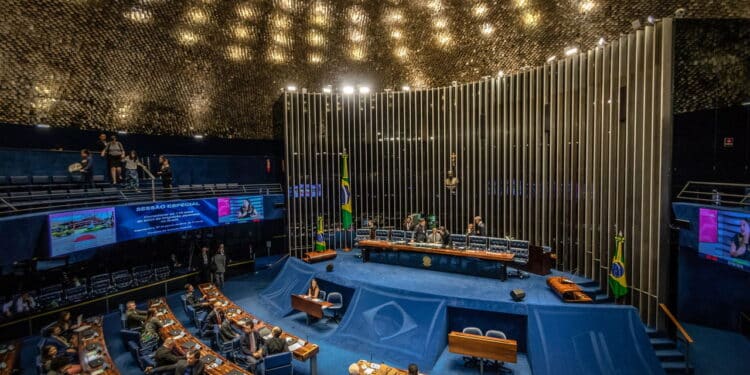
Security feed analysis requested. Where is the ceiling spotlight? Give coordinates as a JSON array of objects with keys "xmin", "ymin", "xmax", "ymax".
[
  {"xmin": 497, "ymin": 70, "xmax": 505, "ymax": 77},
  {"xmin": 35, "ymin": 124, "xmax": 50, "ymax": 129},
  {"xmin": 547, "ymin": 55, "xmax": 556, "ymax": 63},
  {"xmin": 564, "ymin": 46, "xmax": 579, "ymax": 56},
  {"xmin": 194, "ymin": 135, "xmax": 204, "ymax": 139},
  {"xmin": 402, "ymin": 85, "xmax": 411, "ymax": 91},
  {"xmin": 598, "ymin": 37, "xmax": 606, "ymax": 46},
  {"xmin": 674, "ymin": 8, "xmax": 686, "ymax": 18},
  {"xmin": 117, "ymin": 130, "xmax": 128, "ymax": 135},
  {"xmin": 342, "ymin": 86, "xmax": 355, "ymax": 95},
  {"xmin": 631, "ymin": 19, "xmax": 642, "ymax": 29},
  {"xmin": 286, "ymin": 85, "xmax": 297, "ymax": 92},
  {"xmin": 358, "ymin": 86, "xmax": 370, "ymax": 94},
  {"xmin": 481, "ymin": 23, "xmax": 494, "ymax": 35},
  {"xmin": 647, "ymin": 15, "xmax": 655, "ymax": 24},
  {"xmin": 322, "ymin": 85, "xmax": 332, "ymax": 93},
  {"xmin": 451, "ymin": 81, "xmax": 458, "ymax": 86}
]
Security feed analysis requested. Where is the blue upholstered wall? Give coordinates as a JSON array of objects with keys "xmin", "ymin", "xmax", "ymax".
[{"xmin": 673, "ymin": 202, "xmax": 750, "ymax": 331}]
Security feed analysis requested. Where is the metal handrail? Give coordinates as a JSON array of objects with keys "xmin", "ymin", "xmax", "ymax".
[
  {"xmin": 659, "ymin": 303, "xmax": 693, "ymax": 373},
  {"xmin": 677, "ymin": 181, "xmax": 750, "ymax": 207}
]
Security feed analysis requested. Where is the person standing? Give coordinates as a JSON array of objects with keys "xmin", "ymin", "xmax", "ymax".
[
  {"xmin": 411, "ymin": 218, "xmax": 428, "ymax": 243},
  {"xmin": 212, "ymin": 244, "xmax": 227, "ymax": 288},
  {"xmin": 101, "ymin": 135, "xmax": 124, "ymax": 185},
  {"xmin": 473, "ymin": 216, "xmax": 486, "ymax": 236},
  {"xmin": 193, "ymin": 246, "xmax": 212, "ymax": 283},
  {"xmin": 157, "ymin": 155, "xmax": 173, "ymax": 191},
  {"xmin": 79, "ymin": 149, "xmax": 94, "ymax": 188},
  {"xmin": 123, "ymin": 150, "xmax": 145, "ymax": 191}
]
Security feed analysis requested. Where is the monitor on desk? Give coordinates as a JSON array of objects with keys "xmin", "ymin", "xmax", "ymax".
[
  {"xmin": 450, "ymin": 234, "xmax": 468, "ymax": 248},
  {"xmin": 390, "ymin": 230, "xmax": 406, "ymax": 242},
  {"xmin": 469, "ymin": 236, "xmax": 489, "ymax": 250},
  {"xmin": 375, "ymin": 229, "xmax": 390, "ymax": 241},
  {"xmin": 489, "ymin": 238, "xmax": 509, "ymax": 253},
  {"xmin": 354, "ymin": 228, "xmax": 371, "ymax": 241}
]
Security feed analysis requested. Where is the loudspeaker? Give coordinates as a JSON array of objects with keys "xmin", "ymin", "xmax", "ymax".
[
  {"xmin": 510, "ymin": 289, "xmax": 525, "ymax": 302},
  {"xmin": 326, "ymin": 263, "xmax": 334, "ymax": 272}
]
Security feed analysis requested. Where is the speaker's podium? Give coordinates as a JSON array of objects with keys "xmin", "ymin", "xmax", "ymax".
[{"xmin": 302, "ymin": 249, "xmax": 337, "ymax": 264}]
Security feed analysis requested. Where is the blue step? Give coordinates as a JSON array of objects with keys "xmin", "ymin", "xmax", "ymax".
[
  {"xmin": 655, "ymin": 349, "xmax": 685, "ymax": 362},
  {"xmin": 593, "ymin": 294, "xmax": 614, "ymax": 304},
  {"xmin": 578, "ymin": 280, "xmax": 600, "ymax": 288},
  {"xmin": 662, "ymin": 361, "xmax": 694, "ymax": 374},
  {"xmin": 650, "ymin": 337, "xmax": 677, "ymax": 350}
]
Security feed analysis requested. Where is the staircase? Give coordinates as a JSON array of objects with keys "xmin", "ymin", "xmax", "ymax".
[
  {"xmin": 646, "ymin": 327, "xmax": 694, "ymax": 374},
  {"xmin": 577, "ymin": 280, "xmax": 614, "ymax": 304}
]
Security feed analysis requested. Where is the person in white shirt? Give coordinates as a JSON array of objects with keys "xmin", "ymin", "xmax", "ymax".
[{"xmin": 15, "ymin": 292, "xmax": 37, "ymax": 313}]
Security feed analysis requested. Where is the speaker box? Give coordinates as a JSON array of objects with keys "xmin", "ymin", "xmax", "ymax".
[
  {"xmin": 510, "ymin": 289, "xmax": 525, "ymax": 302},
  {"xmin": 326, "ymin": 263, "xmax": 334, "ymax": 272}
]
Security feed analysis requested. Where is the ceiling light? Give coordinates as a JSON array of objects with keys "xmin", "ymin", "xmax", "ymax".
[
  {"xmin": 579, "ymin": 1, "xmax": 595, "ymax": 13},
  {"xmin": 323, "ymin": 85, "xmax": 332, "ymax": 94},
  {"xmin": 342, "ymin": 86, "xmax": 355, "ymax": 95},
  {"xmin": 358, "ymin": 86, "xmax": 370, "ymax": 94},
  {"xmin": 35, "ymin": 124, "xmax": 50, "ymax": 129},
  {"xmin": 472, "ymin": 3, "xmax": 488, "ymax": 17},
  {"xmin": 481, "ymin": 23, "xmax": 494, "ymax": 35},
  {"xmin": 194, "ymin": 135, "xmax": 204, "ymax": 139},
  {"xmin": 498, "ymin": 70, "xmax": 505, "ymax": 77},
  {"xmin": 631, "ymin": 19, "xmax": 642, "ymax": 29},
  {"xmin": 117, "ymin": 130, "xmax": 128, "ymax": 135},
  {"xmin": 286, "ymin": 85, "xmax": 297, "ymax": 92},
  {"xmin": 402, "ymin": 85, "xmax": 411, "ymax": 91},
  {"xmin": 547, "ymin": 55, "xmax": 556, "ymax": 63},
  {"xmin": 564, "ymin": 46, "xmax": 579, "ymax": 56},
  {"xmin": 598, "ymin": 37, "xmax": 606, "ymax": 46}
]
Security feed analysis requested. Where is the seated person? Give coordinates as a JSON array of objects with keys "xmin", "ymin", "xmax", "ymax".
[
  {"xmin": 146, "ymin": 349, "xmax": 204, "ymax": 375},
  {"xmin": 438, "ymin": 226, "xmax": 451, "ymax": 246},
  {"xmin": 2, "ymin": 297, "xmax": 14, "ymax": 319},
  {"xmin": 466, "ymin": 223, "xmax": 475, "ymax": 236},
  {"xmin": 47, "ymin": 325, "xmax": 78, "ymax": 355},
  {"xmin": 262, "ymin": 326, "xmax": 288, "ymax": 356},
  {"xmin": 205, "ymin": 301, "xmax": 239, "ymax": 342},
  {"xmin": 307, "ymin": 279, "xmax": 320, "ymax": 299},
  {"xmin": 427, "ymin": 228, "xmax": 443, "ymax": 244},
  {"xmin": 56, "ymin": 311, "xmax": 81, "ymax": 340},
  {"xmin": 239, "ymin": 322, "xmax": 264, "ymax": 371},
  {"xmin": 153, "ymin": 338, "xmax": 184, "ymax": 367},
  {"xmin": 408, "ymin": 363, "xmax": 422, "ymax": 375},
  {"xmin": 140, "ymin": 308, "xmax": 163, "ymax": 344},
  {"xmin": 15, "ymin": 292, "xmax": 37, "ymax": 314},
  {"xmin": 184, "ymin": 284, "xmax": 209, "ymax": 311},
  {"xmin": 42, "ymin": 345, "xmax": 82, "ymax": 375},
  {"xmin": 124, "ymin": 300, "xmax": 147, "ymax": 330}
]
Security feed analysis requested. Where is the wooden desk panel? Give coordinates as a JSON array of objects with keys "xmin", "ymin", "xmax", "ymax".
[
  {"xmin": 302, "ymin": 250, "xmax": 337, "ymax": 264},
  {"xmin": 359, "ymin": 240, "xmax": 514, "ymax": 262},
  {"xmin": 0, "ymin": 340, "xmax": 21, "ymax": 375},
  {"xmin": 546, "ymin": 276, "xmax": 593, "ymax": 303},
  {"xmin": 75, "ymin": 318, "xmax": 120, "ymax": 375},
  {"xmin": 198, "ymin": 284, "xmax": 320, "ymax": 362},
  {"xmin": 291, "ymin": 294, "xmax": 334, "ymax": 320},
  {"xmin": 150, "ymin": 298, "xmax": 251, "ymax": 375},
  {"xmin": 354, "ymin": 360, "xmax": 409, "ymax": 375},
  {"xmin": 448, "ymin": 331, "xmax": 517, "ymax": 363}
]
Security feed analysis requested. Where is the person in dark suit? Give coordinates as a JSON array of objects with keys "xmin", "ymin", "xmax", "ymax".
[
  {"xmin": 438, "ymin": 226, "xmax": 451, "ymax": 247},
  {"xmin": 211, "ymin": 244, "xmax": 227, "ymax": 288},
  {"xmin": 262, "ymin": 326, "xmax": 288, "ymax": 356},
  {"xmin": 411, "ymin": 218, "xmax": 428, "ymax": 243},
  {"xmin": 124, "ymin": 300, "xmax": 147, "ymax": 330},
  {"xmin": 153, "ymin": 338, "xmax": 184, "ymax": 367},
  {"xmin": 239, "ymin": 322, "xmax": 264, "ymax": 371},
  {"xmin": 205, "ymin": 302, "xmax": 239, "ymax": 342},
  {"xmin": 184, "ymin": 284, "xmax": 209, "ymax": 311},
  {"xmin": 79, "ymin": 149, "xmax": 94, "ymax": 188},
  {"xmin": 146, "ymin": 349, "xmax": 204, "ymax": 375},
  {"xmin": 193, "ymin": 246, "xmax": 211, "ymax": 284},
  {"xmin": 473, "ymin": 216, "xmax": 486, "ymax": 236}
]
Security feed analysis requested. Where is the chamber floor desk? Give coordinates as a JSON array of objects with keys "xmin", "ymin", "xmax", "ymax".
[
  {"xmin": 0, "ymin": 340, "xmax": 21, "ymax": 375},
  {"xmin": 76, "ymin": 317, "xmax": 119, "ymax": 375},
  {"xmin": 358, "ymin": 240, "xmax": 514, "ymax": 280},
  {"xmin": 150, "ymin": 298, "xmax": 251, "ymax": 375},
  {"xmin": 291, "ymin": 294, "xmax": 334, "ymax": 323},
  {"xmin": 352, "ymin": 360, "xmax": 410, "ymax": 375},
  {"xmin": 448, "ymin": 331, "xmax": 517, "ymax": 375},
  {"xmin": 198, "ymin": 284, "xmax": 321, "ymax": 375}
]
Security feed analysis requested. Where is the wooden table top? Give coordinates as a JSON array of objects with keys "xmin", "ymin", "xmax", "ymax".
[
  {"xmin": 198, "ymin": 284, "xmax": 320, "ymax": 362},
  {"xmin": 546, "ymin": 276, "xmax": 593, "ymax": 303},
  {"xmin": 75, "ymin": 318, "xmax": 120, "ymax": 375},
  {"xmin": 150, "ymin": 298, "xmax": 251, "ymax": 375},
  {"xmin": 358, "ymin": 240, "xmax": 514, "ymax": 262},
  {"xmin": 448, "ymin": 331, "xmax": 517, "ymax": 363},
  {"xmin": 291, "ymin": 294, "xmax": 334, "ymax": 319},
  {"xmin": 353, "ymin": 360, "xmax": 410, "ymax": 375},
  {"xmin": 0, "ymin": 340, "xmax": 21, "ymax": 375}
]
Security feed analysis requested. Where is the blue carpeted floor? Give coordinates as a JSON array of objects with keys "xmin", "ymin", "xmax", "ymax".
[{"xmin": 15, "ymin": 253, "xmax": 749, "ymax": 374}]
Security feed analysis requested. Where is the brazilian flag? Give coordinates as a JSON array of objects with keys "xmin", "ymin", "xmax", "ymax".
[
  {"xmin": 608, "ymin": 232, "xmax": 629, "ymax": 298},
  {"xmin": 340, "ymin": 152, "xmax": 352, "ymax": 229},
  {"xmin": 314, "ymin": 216, "xmax": 326, "ymax": 252}
]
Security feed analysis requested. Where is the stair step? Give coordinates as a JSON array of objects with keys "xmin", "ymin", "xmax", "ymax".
[
  {"xmin": 662, "ymin": 361, "xmax": 694, "ymax": 374},
  {"xmin": 644, "ymin": 326, "xmax": 659, "ymax": 335},
  {"xmin": 578, "ymin": 280, "xmax": 600, "ymax": 288},
  {"xmin": 655, "ymin": 349, "xmax": 685, "ymax": 361},
  {"xmin": 650, "ymin": 337, "xmax": 677, "ymax": 349},
  {"xmin": 592, "ymin": 294, "xmax": 614, "ymax": 304}
]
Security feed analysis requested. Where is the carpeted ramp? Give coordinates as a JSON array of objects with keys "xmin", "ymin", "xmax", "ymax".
[
  {"xmin": 259, "ymin": 257, "xmax": 316, "ymax": 316},
  {"xmin": 527, "ymin": 304, "xmax": 664, "ymax": 375},
  {"xmin": 333, "ymin": 285, "xmax": 448, "ymax": 371}
]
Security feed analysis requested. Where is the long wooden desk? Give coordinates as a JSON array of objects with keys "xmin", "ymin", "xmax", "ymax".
[
  {"xmin": 448, "ymin": 331, "xmax": 517, "ymax": 375},
  {"xmin": 352, "ymin": 360, "xmax": 409, "ymax": 375},
  {"xmin": 546, "ymin": 276, "xmax": 593, "ymax": 303},
  {"xmin": 150, "ymin": 298, "xmax": 251, "ymax": 375},
  {"xmin": 198, "ymin": 284, "xmax": 321, "ymax": 375},
  {"xmin": 358, "ymin": 240, "xmax": 514, "ymax": 280},
  {"xmin": 0, "ymin": 340, "xmax": 21, "ymax": 375},
  {"xmin": 302, "ymin": 249, "xmax": 337, "ymax": 264},
  {"xmin": 75, "ymin": 317, "xmax": 120, "ymax": 375},
  {"xmin": 291, "ymin": 294, "xmax": 334, "ymax": 321}
]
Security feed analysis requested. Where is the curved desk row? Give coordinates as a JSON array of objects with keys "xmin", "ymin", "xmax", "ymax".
[
  {"xmin": 0, "ymin": 340, "xmax": 21, "ymax": 375},
  {"xmin": 150, "ymin": 298, "xmax": 251, "ymax": 375},
  {"xmin": 198, "ymin": 284, "xmax": 321, "ymax": 375},
  {"xmin": 76, "ymin": 318, "xmax": 120, "ymax": 375}
]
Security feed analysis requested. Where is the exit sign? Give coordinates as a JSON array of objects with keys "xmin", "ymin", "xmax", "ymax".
[{"xmin": 724, "ymin": 137, "xmax": 734, "ymax": 148}]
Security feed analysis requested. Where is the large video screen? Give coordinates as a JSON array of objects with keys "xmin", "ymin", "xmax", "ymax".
[
  {"xmin": 116, "ymin": 199, "xmax": 219, "ymax": 241},
  {"xmin": 698, "ymin": 208, "xmax": 750, "ymax": 272},
  {"xmin": 49, "ymin": 207, "xmax": 117, "ymax": 257},
  {"xmin": 217, "ymin": 196, "xmax": 264, "ymax": 224}
]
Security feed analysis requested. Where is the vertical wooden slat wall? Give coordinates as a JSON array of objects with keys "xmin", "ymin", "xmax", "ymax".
[{"xmin": 283, "ymin": 19, "xmax": 673, "ymax": 327}]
